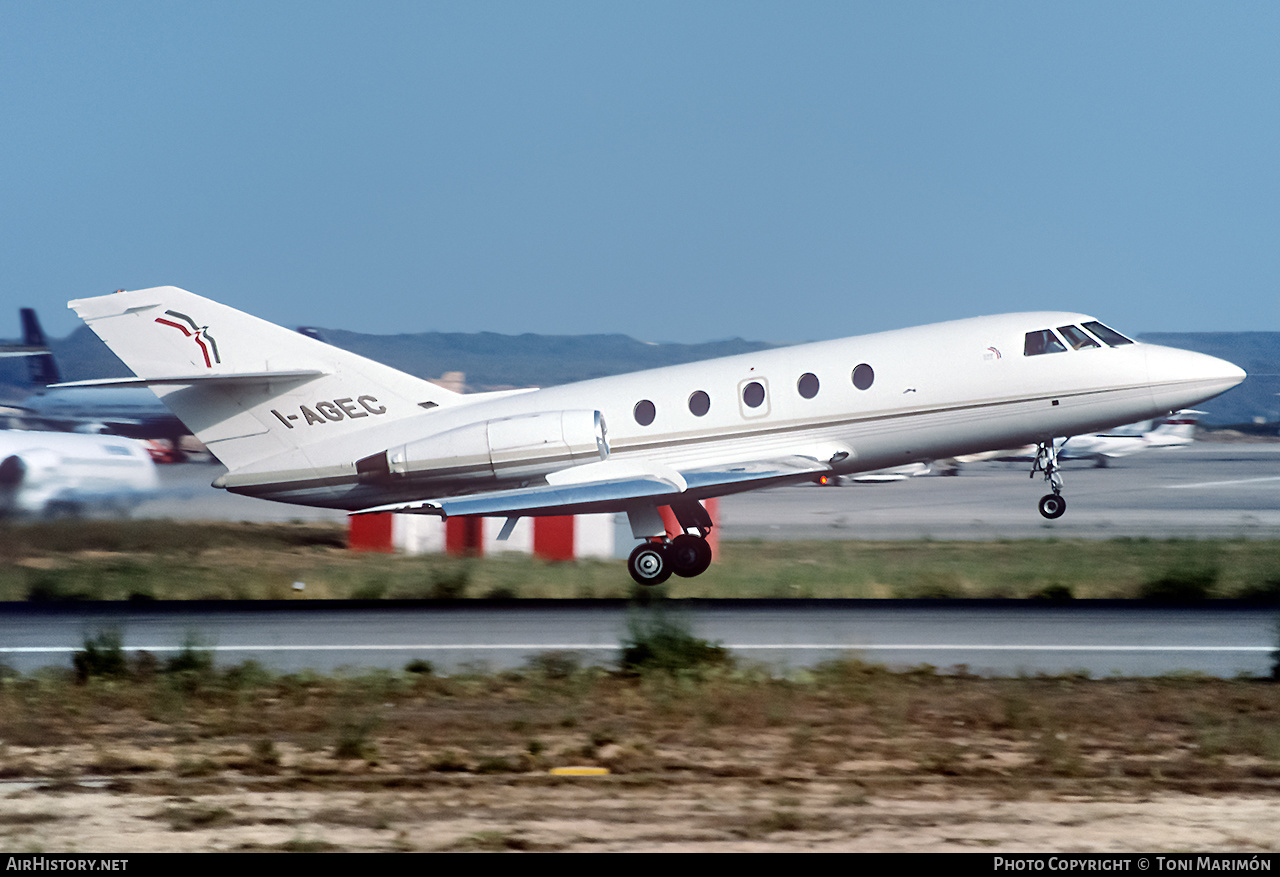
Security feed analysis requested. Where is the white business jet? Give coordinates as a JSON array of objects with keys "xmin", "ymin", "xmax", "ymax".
[
  {"xmin": 1057, "ymin": 410, "xmax": 1205, "ymax": 466},
  {"xmin": 962, "ymin": 410, "xmax": 1207, "ymax": 469},
  {"xmin": 0, "ymin": 428, "xmax": 158, "ymax": 518},
  {"xmin": 62, "ymin": 288, "xmax": 1245, "ymax": 584}
]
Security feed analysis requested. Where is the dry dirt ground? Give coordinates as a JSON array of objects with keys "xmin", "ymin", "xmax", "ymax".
[
  {"xmin": 2, "ymin": 779, "xmax": 1279, "ymax": 852},
  {"xmin": 2, "ymin": 665, "xmax": 1279, "ymax": 852}
]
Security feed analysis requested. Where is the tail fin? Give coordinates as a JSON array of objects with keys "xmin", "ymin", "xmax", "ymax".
[
  {"xmin": 67, "ymin": 287, "xmax": 462, "ymax": 471},
  {"xmin": 17, "ymin": 309, "xmax": 60, "ymax": 387},
  {"xmin": 20, "ymin": 308, "xmax": 48, "ymax": 347}
]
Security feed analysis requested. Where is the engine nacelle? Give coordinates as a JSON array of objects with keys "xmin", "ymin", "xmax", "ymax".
[
  {"xmin": 0, "ymin": 449, "xmax": 60, "ymax": 488},
  {"xmin": 0, "ymin": 449, "xmax": 62, "ymax": 516},
  {"xmin": 358, "ymin": 410, "xmax": 609, "ymax": 484}
]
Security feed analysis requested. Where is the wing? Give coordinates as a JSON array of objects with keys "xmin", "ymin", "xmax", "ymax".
[{"xmin": 355, "ymin": 453, "xmax": 833, "ymax": 518}]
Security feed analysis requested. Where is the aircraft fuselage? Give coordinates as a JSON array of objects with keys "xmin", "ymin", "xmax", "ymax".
[
  {"xmin": 213, "ymin": 311, "xmax": 1243, "ymax": 511},
  {"xmin": 66, "ymin": 288, "xmax": 1247, "ymax": 584}
]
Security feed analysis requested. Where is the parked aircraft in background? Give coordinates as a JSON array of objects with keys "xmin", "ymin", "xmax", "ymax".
[
  {"xmin": 0, "ymin": 429, "xmax": 158, "ymax": 518},
  {"xmin": 816, "ymin": 462, "xmax": 935, "ymax": 484},
  {"xmin": 958, "ymin": 410, "xmax": 1205, "ymax": 469},
  {"xmin": 21, "ymin": 385, "xmax": 188, "ymax": 442},
  {"xmin": 0, "ymin": 308, "xmax": 61, "ymax": 388},
  {"xmin": 1056, "ymin": 409, "xmax": 1204, "ymax": 466},
  {"xmin": 65, "ymin": 287, "xmax": 1245, "ymax": 584},
  {"xmin": 4, "ymin": 308, "xmax": 189, "ymax": 444}
]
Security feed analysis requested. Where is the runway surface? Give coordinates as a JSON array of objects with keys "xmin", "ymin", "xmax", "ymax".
[
  {"xmin": 0, "ymin": 601, "xmax": 1274, "ymax": 678},
  {"xmin": 136, "ymin": 443, "xmax": 1280, "ymax": 540},
  {"xmin": 720, "ymin": 443, "xmax": 1280, "ymax": 541}
]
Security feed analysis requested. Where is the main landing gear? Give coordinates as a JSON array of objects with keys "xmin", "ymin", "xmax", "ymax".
[
  {"xmin": 627, "ymin": 535, "xmax": 713, "ymax": 585},
  {"xmin": 1030, "ymin": 440, "xmax": 1067, "ymax": 519},
  {"xmin": 626, "ymin": 500, "xmax": 715, "ymax": 586}
]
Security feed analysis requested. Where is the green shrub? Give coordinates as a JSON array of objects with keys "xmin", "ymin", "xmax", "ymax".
[
  {"xmin": 333, "ymin": 713, "xmax": 379, "ymax": 761},
  {"xmin": 523, "ymin": 650, "xmax": 582, "ymax": 679},
  {"xmin": 165, "ymin": 633, "xmax": 215, "ymax": 675},
  {"xmin": 404, "ymin": 659, "xmax": 435, "ymax": 676},
  {"xmin": 72, "ymin": 629, "xmax": 128, "ymax": 682},
  {"xmin": 1140, "ymin": 564, "xmax": 1219, "ymax": 603},
  {"xmin": 1271, "ymin": 615, "xmax": 1280, "ymax": 682},
  {"xmin": 619, "ymin": 608, "xmax": 731, "ymax": 676}
]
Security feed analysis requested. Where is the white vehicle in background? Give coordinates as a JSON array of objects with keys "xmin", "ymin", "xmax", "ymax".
[{"xmin": 0, "ymin": 429, "xmax": 159, "ymax": 518}]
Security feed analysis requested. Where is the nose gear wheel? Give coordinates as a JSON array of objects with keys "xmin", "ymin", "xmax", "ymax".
[
  {"xmin": 1031, "ymin": 440, "xmax": 1068, "ymax": 519},
  {"xmin": 1038, "ymin": 493, "xmax": 1067, "ymax": 519}
]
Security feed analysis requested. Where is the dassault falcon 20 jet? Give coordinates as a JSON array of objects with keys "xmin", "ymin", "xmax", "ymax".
[{"xmin": 63, "ymin": 287, "xmax": 1245, "ymax": 584}]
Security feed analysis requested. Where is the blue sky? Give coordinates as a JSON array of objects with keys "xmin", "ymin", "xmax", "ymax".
[{"xmin": 3, "ymin": 2, "xmax": 1278, "ymax": 343}]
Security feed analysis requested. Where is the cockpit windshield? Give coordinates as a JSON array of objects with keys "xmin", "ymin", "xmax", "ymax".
[
  {"xmin": 1081, "ymin": 321, "xmax": 1134, "ymax": 347},
  {"xmin": 1025, "ymin": 322, "xmax": 1135, "ymax": 356},
  {"xmin": 1023, "ymin": 329, "xmax": 1067, "ymax": 356},
  {"xmin": 1057, "ymin": 325, "xmax": 1101, "ymax": 350}
]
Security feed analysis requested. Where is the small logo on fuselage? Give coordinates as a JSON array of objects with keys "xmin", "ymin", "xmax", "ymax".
[{"xmin": 155, "ymin": 310, "xmax": 221, "ymax": 368}]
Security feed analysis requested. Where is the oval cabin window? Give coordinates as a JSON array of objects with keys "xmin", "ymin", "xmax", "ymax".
[
  {"xmin": 797, "ymin": 373, "xmax": 819, "ymax": 399},
  {"xmin": 688, "ymin": 390, "xmax": 711, "ymax": 417},
  {"xmin": 633, "ymin": 399, "xmax": 656, "ymax": 426}
]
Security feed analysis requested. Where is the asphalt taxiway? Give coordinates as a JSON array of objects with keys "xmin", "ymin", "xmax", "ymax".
[{"xmin": 0, "ymin": 600, "xmax": 1274, "ymax": 678}]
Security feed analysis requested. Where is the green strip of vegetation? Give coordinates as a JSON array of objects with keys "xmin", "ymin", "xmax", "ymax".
[{"xmin": 2, "ymin": 520, "xmax": 1279, "ymax": 602}]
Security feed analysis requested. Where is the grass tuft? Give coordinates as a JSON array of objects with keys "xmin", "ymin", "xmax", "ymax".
[
  {"xmin": 72, "ymin": 629, "xmax": 128, "ymax": 682},
  {"xmin": 619, "ymin": 607, "xmax": 731, "ymax": 676}
]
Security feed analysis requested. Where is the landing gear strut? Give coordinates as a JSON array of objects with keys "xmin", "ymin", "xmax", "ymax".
[{"xmin": 1031, "ymin": 440, "xmax": 1067, "ymax": 519}]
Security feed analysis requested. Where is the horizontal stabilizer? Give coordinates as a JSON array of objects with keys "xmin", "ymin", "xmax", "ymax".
[
  {"xmin": 66, "ymin": 286, "xmax": 464, "ymax": 471},
  {"xmin": 51, "ymin": 369, "xmax": 327, "ymax": 389}
]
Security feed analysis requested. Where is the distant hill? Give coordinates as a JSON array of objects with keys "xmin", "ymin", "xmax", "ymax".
[
  {"xmin": 304, "ymin": 328, "xmax": 778, "ymax": 391},
  {"xmin": 5, "ymin": 325, "xmax": 1274, "ymax": 427},
  {"xmin": 1, "ymin": 325, "xmax": 778, "ymax": 395}
]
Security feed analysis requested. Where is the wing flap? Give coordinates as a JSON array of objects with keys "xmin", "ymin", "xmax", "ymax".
[
  {"xmin": 354, "ymin": 452, "xmax": 834, "ymax": 519},
  {"xmin": 680, "ymin": 454, "xmax": 831, "ymax": 491},
  {"xmin": 356, "ymin": 474, "xmax": 685, "ymax": 518}
]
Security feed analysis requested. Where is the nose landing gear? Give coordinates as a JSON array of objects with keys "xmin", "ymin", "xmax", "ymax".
[
  {"xmin": 1037, "ymin": 492, "xmax": 1066, "ymax": 519},
  {"xmin": 1031, "ymin": 440, "xmax": 1067, "ymax": 519}
]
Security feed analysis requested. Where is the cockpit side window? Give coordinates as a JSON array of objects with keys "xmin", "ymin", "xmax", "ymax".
[
  {"xmin": 1081, "ymin": 321, "xmax": 1134, "ymax": 347},
  {"xmin": 1023, "ymin": 329, "xmax": 1067, "ymax": 356},
  {"xmin": 1057, "ymin": 325, "xmax": 1101, "ymax": 350}
]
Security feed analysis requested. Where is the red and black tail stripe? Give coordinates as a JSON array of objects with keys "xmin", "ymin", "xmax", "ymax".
[{"xmin": 154, "ymin": 310, "xmax": 221, "ymax": 368}]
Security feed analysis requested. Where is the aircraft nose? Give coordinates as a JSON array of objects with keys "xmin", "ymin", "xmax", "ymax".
[{"xmin": 1145, "ymin": 345, "xmax": 1247, "ymax": 412}]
